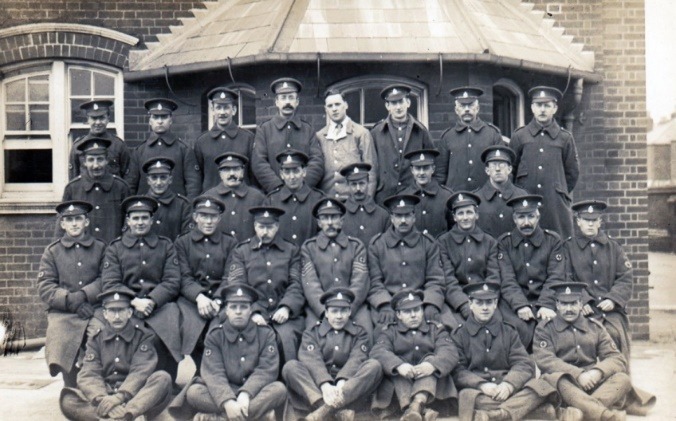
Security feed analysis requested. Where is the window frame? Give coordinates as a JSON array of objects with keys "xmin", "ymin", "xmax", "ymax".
[
  {"xmin": 207, "ymin": 84, "xmax": 257, "ymax": 131},
  {"xmin": 0, "ymin": 60, "xmax": 124, "ymax": 210},
  {"xmin": 328, "ymin": 75, "xmax": 429, "ymax": 128},
  {"xmin": 492, "ymin": 78, "xmax": 525, "ymax": 140}
]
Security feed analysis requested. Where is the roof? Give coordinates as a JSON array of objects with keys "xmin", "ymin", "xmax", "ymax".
[
  {"xmin": 648, "ymin": 116, "xmax": 676, "ymax": 145},
  {"xmin": 127, "ymin": 0, "xmax": 596, "ymax": 81}
]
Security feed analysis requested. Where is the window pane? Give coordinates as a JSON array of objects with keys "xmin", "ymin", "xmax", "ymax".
[
  {"xmin": 344, "ymin": 91, "xmax": 361, "ymax": 123},
  {"xmin": 409, "ymin": 95, "xmax": 419, "ymax": 120},
  {"xmin": 28, "ymin": 77, "xmax": 49, "ymax": 102},
  {"xmin": 93, "ymin": 72, "xmax": 115, "ymax": 96},
  {"xmin": 70, "ymin": 68, "xmax": 91, "ymax": 96},
  {"xmin": 5, "ymin": 79, "xmax": 25, "ymax": 102},
  {"xmin": 364, "ymin": 88, "xmax": 388, "ymax": 125},
  {"xmin": 5, "ymin": 149, "xmax": 52, "ymax": 183},
  {"xmin": 241, "ymin": 93, "xmax": 256, "ymax": 126},
  {"xmin": 6, "ymin": 104, "xmax": 26, "ymax": 131},
  {"xmin": 29, "ymin": 104, "xmax": 50, "ymax": 130},
  {"xmin": 70, "ymin": 98, "xmax": 88, "ymax": 122}
]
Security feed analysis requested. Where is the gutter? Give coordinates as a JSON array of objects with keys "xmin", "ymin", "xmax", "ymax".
[{"xmin": 124, "ymin": 52, "xmax": 601, "ymax": 83}]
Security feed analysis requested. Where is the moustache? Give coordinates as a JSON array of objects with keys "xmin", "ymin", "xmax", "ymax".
[
  {"xmin": 283, "ymin": 105, "xmax": 294, "ymax": 109},
  {"xmin": 521, "ymin": 225, "xmax": 534, "ymax": 230},
  {"xmin": 227, "ymin": 175, "xmax": 241, "ymax": 181}
]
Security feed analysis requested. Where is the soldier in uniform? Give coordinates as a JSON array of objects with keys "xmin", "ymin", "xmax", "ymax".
[
  {"xmin": 474, "ymin": 145, "xmax": 528, "ymax": 238},
  {"xmin": 370, "ymin": 289, "xmax": 458, "ymax": 421},
  {"xmin": 59, "ymin": 289, "xmax": 172, "ymax": 421},
  {"xmin": 437, "ymin": 192, "xmax": 500, "ymax": 328},
  {"xmin": 317, "ymin": 89, "xmax": 377, "ymax": 201},
  {"xmin": 101, "ymin": 196, "xmax": 183, "ymax": 383},
  {"xmin": 564, "ymin": 200, "xmax": 634, "ymax": 363},
  {"xmin": 203, "ymin": 152, "xmax": 266, "ymax": 240},
  {"xmin": 398, "ymin": 149, "xmax": 454, "ymax": 238},
  {"xmin": 226, "ymin": 206, "xmax": 305, "ymax": 362},
  {"xmin": 300, "ymin": 198, "xmax": 371, "ymax": 338},
  {"xmin": 497, "ymin": 194, "xmax": 565, "ymax": 349},
  {"xmin": 195, "ymin": 87, "xmax": 256, "ymax": 192},
  {"xmin": 283, "ymin": 288, "xmax": 383, "ymax": 421},
  {"xmin": 252, "ymin": 77, "xmax": 325, "ymax": 192},
  {"xmin": 339, "ymin": 162, "xmax": 390, "ymax": 245},
  {"xmin": 367, "ymin": 195, "xmax": 445, "ymax": 328},
  {"xmin": 62, "ymin": 137, "xmax": 130, "ymax": 244},
  {"xmin": 371, "ymin": 84, "xmax": 441, "ymax": 204},
  {"xmin": 169, "ymin": 284, "xmax": 286, "ymax": 421},
  {"xmin": 533, "ymin": 282, "xmax": 653, "ymax": 421},
  {"xmin": 69, "ymin": 99, "xmax": 130, "ymax": 180},
  {"xmin": 510, "ymin": 86, "xmax": 580, "ymax": 238},
  {"xmin": 264, "ymin": 149, "xmax": 326, "ymax": 246},
  {"xmin": 38, "ymin": 201, "xmax": 107, "ymax": 387},
  {"xmin": 451, "ymin": 282, "xmax": 557, "ymax": 421},
  {"xmin": 125, "ymin": 98, "xmax": 201, "ymax": 199},
  {"xmin": 175, "ymin": 196, "xmax": 238, "ymax": 373},
  {"xmin": 142, "ymin": 157, "xmax": 191, "ymax": 241},
  {"xmin": 436, "ymin": 87, "xmax": 504, "ymax": 192}
]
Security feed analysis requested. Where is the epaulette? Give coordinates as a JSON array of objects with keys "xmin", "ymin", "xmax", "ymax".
[
  {"xmin": 346, "ymin": 235, "xmax": 363, "ymax": 246},
  {"xmin": 368, "ymin": 232, "xmax": 383, "ymax": 246},
  {"xmin": 45, "ymin": 239, "xmax": 62, "ymax": 250},
  {"xmin": 439, "ymin": 184, "xmax": 454, "ymax": 193},
  {"xmin": 422, "ymin": 231, "xmax": 437, "ymax": 242},
  {"xmin": 543, "ymin": 229, "xmax": 562, "ymax": 240},
  {"xmin": 66, "ymin": 176, "xmax": 83, "ymax": 185},
  {"xmin": 157, "ymin": 235, "xmax": 173, "ymax": 244},
  {"xmin": 565, "ymin": 236, "xmax": 573, "ymax": 242},
  {"xmin": 439, "ymin": 126, "xmax": 454, "ymax": 138},
  {"xmin": 176, "ymin": 194, "xmax": 190, "ymax": 203},
  {"xmin": 91, "ymin": 328, "xmax": 102, "ymax": 337},
  {"xmin": 266, "ymin": 186, "xmax": 283, "ymax": 197},
  {"xmin": 111, "ymin": 175, "xmax": 130, "ymax": 187},
  {"xmin": 428, "ymin": 320, "xmax": 444, "ymax": 330},
  {"xmin": 235, "ymin": 238, "xmax": 253, "ymax": 247},
  {"xmin": 486, "ymin": 122, "xmax": 502, "ymax": 133},
  {"xmin": 497, "ymin": 231, "xmax": 512, "ymax": 242},
  {"xmin": 309, "ymin": 186, "xmax": 324, "ymax": 195},
  {"xmin": 540, "ymin": 318, "xmax": 554, "ymax": 327},
  {"xmin": 588, "ymin": 317, "xmax": 605, "ymax": 329},
  {"xmin": 304, "ymin": 237, "xmax": 317, "ymax": 245},
  {"xmin": 109, "ymin": 237, "xmax": 123, "ymax": 245}
]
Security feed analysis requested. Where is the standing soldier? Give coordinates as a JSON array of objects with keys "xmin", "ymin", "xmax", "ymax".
[
  {"xmin": 69, "ymin": 99, "xmax": 130, "ymax": 180},
  {"xmin": 252, "ymin": 78, "xmax": 324, "ymax": 192},
  {"xmin": 283, "ymin": 288, "xmax": 383, "ymax": 421},
  {"xmin": 564, "ymin": 200, "xmax": 634, "ymax": 362},
  {"xmin": 370, "ymin": 289, "xmax": 458, "ymax": 421},
  {"xmin": 398, "ymin": 149, "xmax": 454, "ymax": 238},
  {"xmin": 59, "ymin": 289, "xmax": 173, "ymax": 421},
  {"xmin": 226, "ymin": 206, "xmax": 305, "ymax": 362},
  {"xmin": 317, "ymin": 89, "xmax": 377, "ymax": 201},
  {"xmin": 38, "ymin": 201, "xmax": 107, "ymax": 387},
  {"xmin": 451, "ymin": 282, "xmax": 557, "ymax": 421},
  {"xmin": 474, "ymin": 145, "xmax": 528, "ymax": 238},
  {"xmin": 125, "ymin": 98, "xmax": 201, "ymax": 199},
  {"xmin": 371, "ymin": 84, "xmax": 440, "ymax": 204},
  {"xmin": 194, "ymin": 87, "xmax": 255, "ymax": 191},
  {"xmin": 102, "ymin": 196, "xmax": 183, "ymax": 383},
  {"xmin": 175, "ymin": 196, "xmax": 238, "ymax": 373},
  {"xmin": 301, "ymin": 198, "xmax": 372, "ymax": 338},
  {"xmin": 264, "ymin": 150, "xmax": 326, "ymax": 247},
  {"xmin": 203, "ymin": 152, "xmax": 266, "ymax": 240},
  {"xmin": 510, "ymin": 86, "xmax": 580, "ymax": 238},
  {"xmin": 142, "ymin": 157, "xmax": 191, "ymax": 241},
  {"xmin": 498, "ymin": 195, "xmax": 565, "ymax": 349},
  {"xmin": 169, "ymin": 284, "xmax": 286, "ymax": 421},
  {"xmin": 437, "ymin": 192, "xmax": 500, "ymax": 328},
  {"xmin": 62, "ymin": 138, "xmax": 130, "ymax": 244},
  {"xmin": 340, "ymin": 162, "xmax": 390, "ymax": 245},
  {"xmin": 436, "ymin": 87, "xmax": 504, "ymax": 192},
  {"xmin": 367, "ymin": 195, "xmax": 445, "ymax": 328},
  {"xmin": 534, "ymin": 282, "xmax": 655, "ymax": 421}
]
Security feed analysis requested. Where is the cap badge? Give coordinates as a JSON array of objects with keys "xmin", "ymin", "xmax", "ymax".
[
  {"xmin": 113, "ymin": 293, "xmax": 120, "ymax": 301},
  {"xmin": 565, "ymin": 287, "xmax": 571, "ymax": 295},
  {"xmin": 588, "ymin": 205, "xmax": 594, "ymax": 213},
  {"xmin": 326, "ymin": 201, "xmax": 333, "ymax": 207},
  {"xmin": 135, "ymin": 201, "xmax": 143, "ymax": 207},
  {"xmin": 539, "ymin": 91, "xmax": 546, "ymax": 97},
  {"xmin": 337, "ymin": 292, "xmax": 343, "ymax": 300},
  {"xmin": 458, "ymin": 194, "xmax": 464, "ymax": 202},
  {"xmin": 495, "ymin": 150, "xmax": 501, "ymax": 157},
  {"xmin": 155, "ymin": 161, "xmax": 162, "ymax": 168},
  {"xmin": 522, "ymin": 200, "xmax": 528, "ymax": 207},
  {"xmin": 407, "ymin": 293, "xmax": 414, "ymax": 301},
  {"xmin": 157, "ymin": 103, "xmax": 163, "ymax": 110},
  {"xmin": 483, "ymin": 284, "xmax": 489, "ymax": 291},
  {"xmin": 398, "ymin": 199, "xmax": 406, "ymax": 207},
  {"xmin": 392, "ymin": 88, "xmax": 398, "ymax": 94},
  {"xmin": 462, "ymin": 91, "xmax": 468, "ymax": 98},
  {"xmin": 285, "ymin": 155, "xmax": 293, "ymax": 163},
  {"xmin": 282, "ymin": 82, "xmax": 288, "ymax": 88},
  {"xmin": 68, "ymin": 204, "xmax": 75, "ymax": 212},
  {"xmin": 353, "ymin": 167, "xmax": 360, "ymax": 173},
  {"xmin": 263, "ymin": 211, "xmax": 270, "ymax": 218},
  {"xmin": 226, "ymin": 156, "xmax": 233, "ymax": 161},
  {"xmin": 93, "ymin": 103, "xmax": 99, "ymax": 110},
  {"xmin": 419, "ymin": 153, "xmax": 425, "ymax": 161},
  {"xmin": 92, "ymin": 143, "xmax": 99, "ymax": 149},
  {"xmin": 205, "ymin": 200, "xmax": 212, "ymax": 208},
  {"xmin": 236, "ymin": 288, "xmax": 243, "ymax": 296},
  {"xmin": 220, "ymin": 92, "xmax": 226, "ymax": 99}
]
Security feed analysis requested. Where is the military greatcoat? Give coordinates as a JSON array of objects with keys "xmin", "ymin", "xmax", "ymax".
[
  {"xmin": 341, "ymin": 197, "xmax": 391, "ymax": 246},
  {"xmin": 69, "ymin": 131, "xmax": 131, "ymax": 180},
  {"xmin": 203, "ymin": 183, "xmax": 265, "ymax": 240},
  {"xmin": 398, "ymin": 180, "xmax": 454, "ymax": 238},
  {"xmin": 474, "ymin": 181, "xmax": 528, "ymax": 239},
  {"xmin": 148, "ymin": 190, "xmax": 191, "ymax": 241},
  {"xmin": 264, "ymin": 183, "xmax": 325, "ymax": 247}
]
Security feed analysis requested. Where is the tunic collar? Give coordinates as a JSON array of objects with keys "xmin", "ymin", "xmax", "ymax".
[
  {"xmin": 272, "ymin": 114, "xmax": 302, "ymax": 130},
  {"xmin": 527, "ymin": 119, "xmax": 561, "ymax": 139},
  {"xmin": 279, "ymin": 183, "xmax": 311, "ymax": 202},
  {"xmin": 480, "ymin": 181, "xmax": 518, "ymax": 201},
  {"xmin": 214, "ymin": 183, "xmax": 249, "ymax": 198},
  {"xmin": 448, "ymin": 225, "xmax": 485, "ymax": 244},
  {"xmin": 552, "ymin": 315, "xmax": 589, "ymax": 333},
  {"xmin": 511, "ymin": 226, "xmax": 544, "ymax": 248},
  {"xmin": 396, "ymin": 320, "xmax": 430, "ymax": 333},
  {"xmin": 222, "ymin": 319, "xmax": 258, "ymax": 343},
  {"xmin": 318, "ymin": 318, "xmax": 359, "ymax": 336},
  {"xmin": 208, "ymin": 121, "xmax": 239, "ymax": 139},
  {"xmin": 149, "ymin": 190, "xmax": 177, "ymax": 206},
  {"xmin": 464, "ymin": 313, "xmax": 501, "ymax": 337},
  {"xmin": 121, "ymin": 231, "xmax": 159, "ymax": 248},
  {"xmin": 102, "ymin": 320, "xmax": 137, "ymax": 342},
  {"xmin": 251, "ymin": 235, "xmax": 286, "ymax": 251},
  {"xmin": 402, "ymin": 180, "xmax": 440, "ymax": 197},
  {"xmin": 147, "ymin": 131, "xmax": 178, "ymax": 146},
  {"xmin": 190, "ymin": 228, "xmax": 222, "ymax": 244},
  {"xmin": 384, "ymin": 227, "xmax": 422, "ymax": 248},
  {"xmin": 60, "ymin": 234, "xmax": 95, "ymax": 248},
  {"xmin": 316, "ymin": 231, "xmax": 349, "ymax": 250},
  {"xmin": 82, "ymin": 172, "xmax": 115, "ymax": 192},
  {"xmin": 344, "ymin": 197, "xmax": 377, "ymax": 214},
  {"xmin": 575, "ymin": 230, "xmax": 609, "ymax": 248},
  {"xmin": 454, "ymin": 118, "xmax": 487, "ymax": 133}
]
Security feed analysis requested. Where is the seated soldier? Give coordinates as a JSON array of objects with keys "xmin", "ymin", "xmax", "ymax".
[
  {"xmin": 370, "ymin": 289, "xmax": 458, "ymax": 421},
  {"xmin": 451, "ymin": 282, "xmax": 557, "ymax": 421},
  {"xmin": 437, "ymin": 192, "xmax": 500, "ymax": 329},
  {"xmin": 169, "ymin": 284, "xmax": 286, "ymax": 421},
  {"xmin": 339, "ymin": 162, "xmax": 390, "ymax": 246},
  {"xmin": 301, "ymin": 198, "xmax": 372, "ymax": 338},
  {"xmin": 38, "ymin": 200, "xmax": 107, "ymax": 387},
  {"xmin": 60, "ymin": 289, "xmax": 172, "ymax": 421},
  {"xmin": 175, "ymin": 196, "xmax": 238, "ymax": 373},
  {"xmin": 142, "ymin": 157, "xmax": 191, "ymax": 241},
  {"xmin": 283, "ymin": 288, "xmax": 383, "ymax": 421},
  {"xmin": 534, "ymin": 282, "xmax": 655, "ymax": 421}
]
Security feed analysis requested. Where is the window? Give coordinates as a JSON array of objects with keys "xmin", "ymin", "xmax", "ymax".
[
  {"xmin": 492, "ymin": 78, "xmax": 525, "ymax": 139},
  {"xmin": 0, "ymin": 61, "xmax": 123, "ymax": 204},
  {"xmin": 207, "ymin": 84, "xmax": 257, "ymax": 132},
  {"xmin": 329, "ymin": 76, "xmax": 428, "ymax": 128}
]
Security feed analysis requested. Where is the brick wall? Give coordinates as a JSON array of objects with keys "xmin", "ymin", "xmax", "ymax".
[
  {"xmin": 0, "ymin": 0, "xmax": 208, "ymax": 47},
  {"xmin": 529, "ymin": 0, "xmax": 650, "ymax": 339}
]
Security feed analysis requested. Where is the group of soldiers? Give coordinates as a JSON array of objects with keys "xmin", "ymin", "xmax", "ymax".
[{"xmin": 38, "ymin": 77, "xmax": 656, "ymax": 421}]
